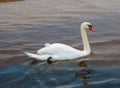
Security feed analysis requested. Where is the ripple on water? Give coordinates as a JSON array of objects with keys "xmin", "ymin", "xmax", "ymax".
[
  {"xmin": 0, "ymin": 60, "xmax": 120, "ymax": 88},
  {"xmin": 0, "ymin": 0, "xmax": 120, "ymax": 87}
]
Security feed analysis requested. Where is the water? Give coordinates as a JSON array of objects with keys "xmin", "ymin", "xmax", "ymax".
[{"xmin": 0, "ymin": 0, "xmax": 120, "ymax": 88}]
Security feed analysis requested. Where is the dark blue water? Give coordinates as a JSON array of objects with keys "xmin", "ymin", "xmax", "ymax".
[{"xmin": 0, "ymin": 60, "xmax": 120, "ymax": 88}]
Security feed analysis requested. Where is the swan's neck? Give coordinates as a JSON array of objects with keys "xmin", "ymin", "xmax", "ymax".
[{"xmin": 81, "ymin": 27, "xmax": 91, "ymax": 54}]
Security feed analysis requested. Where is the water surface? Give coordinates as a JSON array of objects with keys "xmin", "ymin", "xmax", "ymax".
[{"xmin": 0, "ymin": 0, "xmax": 120, "ymax": 88}]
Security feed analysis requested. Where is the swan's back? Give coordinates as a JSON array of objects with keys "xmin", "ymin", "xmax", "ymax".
[
  {"xmin": 37, "ymin": 43, "xmax": 85, "ymax": 60},
  {"xmin": 37, "ymin": 43, "xmax": 79, "ymax": 54}
]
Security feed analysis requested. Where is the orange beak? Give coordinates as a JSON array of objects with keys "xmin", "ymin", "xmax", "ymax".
[
  {"xmin": 89, "ymin": 26, "xmax": 95, "ymax": 31},
  {"xmin": 88, "ymin": 25, "xmax": 95, "ymax": 31}
]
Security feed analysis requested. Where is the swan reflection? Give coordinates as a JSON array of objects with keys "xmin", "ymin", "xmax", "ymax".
[{"xmin": 75, "ymin": 59, "xmax": 94, "ymax": 86}]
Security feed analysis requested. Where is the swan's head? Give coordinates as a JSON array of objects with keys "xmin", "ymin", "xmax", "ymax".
[{"xmin": 81, "ymin": 22, "xmax": 95, "ymax": 31}]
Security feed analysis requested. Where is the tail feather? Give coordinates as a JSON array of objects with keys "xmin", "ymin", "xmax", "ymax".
[{"xmin": 24, "ymin": 52, "xmax": 50, "ymax": 60}]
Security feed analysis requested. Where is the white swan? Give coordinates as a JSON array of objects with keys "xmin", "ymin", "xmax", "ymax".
[{"xmin": 24, "ymin": 22, "xmax": 95, "ymax": 61}]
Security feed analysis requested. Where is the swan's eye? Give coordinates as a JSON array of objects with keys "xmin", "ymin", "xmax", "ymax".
[{"xmin": 88, "ymin": 25, "xmax": 95, "ymax": 31}]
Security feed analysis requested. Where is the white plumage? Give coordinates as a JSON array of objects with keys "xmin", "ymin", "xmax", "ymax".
[{"xmin": 24, "ymin": 22, "xmax": 95, "ymax": 61}]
